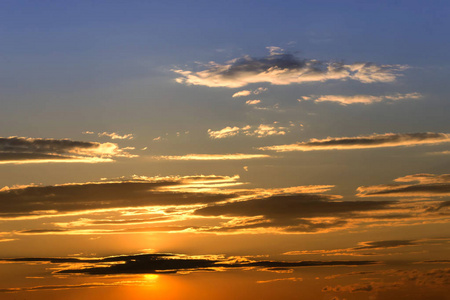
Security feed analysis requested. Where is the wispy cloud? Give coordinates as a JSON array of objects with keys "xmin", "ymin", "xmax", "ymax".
[
  {"xmin": 150, "ymin": 154, "xmax": 270, "ymax": 160},
  {"xmin": 173, "ymin": 50, "xmax": 407, "ymax": 88},
  {"xmin": 259, "ymin": 133, "xmax": 450, "ymax": 152},
  {"xmin": 299, "ymin": 92, "xmax": 422, "ymax": 105},
  {"xmin": 284, "ymin": 238, "xmax": 449, "ymax": 256},
  {"xmin": 208, "ymin": 123, "xmax": 293, "ymax": 139},
  {"xmin": 232, "ymin": 87, "xmax": 268, "ymax": 98},
  {"xmin": 98, "ymin": 132, "xmax": 134, "ymax": 140},
  {"xmin": 357, "ymin": 173, "xmax": 450, "ymax": 198},
  {"xmin": 245, "ymin": 99, "xmax": 261, "ymax": 105},
  {"xmin": 0, "ymin": 136, "xmax": 136, "ymax": 164}
]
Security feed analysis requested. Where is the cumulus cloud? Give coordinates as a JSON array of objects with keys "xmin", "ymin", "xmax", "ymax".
[
  {"xmin": 299, "ymin": 92, "xmax": 422, "ymax": 105},
  {"xmin": 357, "ymin": 173, "xmax": 450, "ymax": 198},
  {"xmin": 149, "ymin": 154, "xmax": 270, "ymax": 160},
  {"xmin": 0, "ymin": 136, "xmax": 135, "ymax": 164},
  {"xmin": 173, "ymin": 51, "xmax": 407, "ymax": 88},
  {"xmin": 259, "ymin": 133, "xmax": 450, "ymax": 152},
  {"xmin": 208, "ymin": 123, "xmax": 293, "ymax": 139}
]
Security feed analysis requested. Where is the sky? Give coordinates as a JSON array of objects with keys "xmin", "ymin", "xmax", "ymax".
[{"xmin": 0, "ymin": 1, "xmax": 449, "ymax": 299}]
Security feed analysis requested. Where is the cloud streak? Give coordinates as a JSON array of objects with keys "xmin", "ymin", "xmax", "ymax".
[
  {"xmin": 0, "ymin": 136, "xmax": 135, "ymax": 164},
  {"xmin": 259, "ymin": 133, "xmax": 450, "ymax": 152},
  {"xmin": 150, "ymin": 154, "xmax": 270, "ymax": 160},
  {"xmin": 357, "ymin": 173, "xmax": 450, "ymax": 198},
  {"xmin": 173, "ymin": 51, "xmax": 407, "ymax": 88},
  {"xmin": 299, "ymin": 92, "xmax": 422, "ymax": 105}
]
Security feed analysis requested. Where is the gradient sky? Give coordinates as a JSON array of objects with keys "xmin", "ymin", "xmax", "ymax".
[{"xmin": 1, "ymin": 1, "xmax": 449, "ymax": 299}]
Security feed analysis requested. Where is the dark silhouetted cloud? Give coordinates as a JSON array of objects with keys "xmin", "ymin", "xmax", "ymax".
[
  {"xmin": 0, "ymin": 175, "xmax": 238, "ymax": 219},
  {"xmin": 0, "ymin": 136, "xmax": 136, "ymax": 164},
  {"xmin": 1, "ymin": 253, "xmax": 377, "ymax": 276}
]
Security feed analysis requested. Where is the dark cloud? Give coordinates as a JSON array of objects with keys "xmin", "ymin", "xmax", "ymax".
[
  {"xmin": 2, "ymin": 253, "xmax": 377, "ymax": 276},
  {"xmin": 174, "ymin": 52, "xmax": 406, "ymax": 88},
  {"xmin": 194, "ymin": 194, "xmax": 394, "ymax": 233},
  {"xmin": 0, "ymin": 136, "xmax": 135, "ymax": 164},
  {"xmin": 260, "ymin": 133, "xmax": 450, "ymax": 152},
  {"xmin": 0, "ymin": 176, "xmax": 237, "ymax": 219}
]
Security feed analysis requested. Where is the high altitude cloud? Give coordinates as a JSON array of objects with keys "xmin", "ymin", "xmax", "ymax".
[
  {"xmin": 357, "ymin": 173, "xmax": 450, "ymax": 198},
  {"xmin": 173, "ymin": 51, "xmax": 407, "ymax": 88},
  {"xmin": 0, "ymin": 136, "xmax": 135, "ymax": 164},
  {"xmin": 299, "ymin": 92, "xmax": 422, "ymax": 105},
  {"xmin": 1, "ymin": 253, "xmax": 376, "ymax": 276},
  {"xmin": 259, "ymin": 133, "xmax": 450, "ymax": 152},
  {"xmin": 0, "ymin": 175, "xmax": 238, "ymax": 219},
  {"xmin": 150, "ymin": 154, "xmax": 270, "ymax": 160}
]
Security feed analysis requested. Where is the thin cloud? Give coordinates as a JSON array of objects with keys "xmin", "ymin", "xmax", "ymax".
[
  {"xmin": 259, "ymin": 133, "xmax": 450, "ymax": 152},
  {"xmin": 0, "ymin": 136, "xmax": 136, "ymax": 164},
  {"xmin": 299, "ymin": 92, "xmax": 422, "ymax": 105},
  {"xmin": 232, "ymin": 90, "xmax": 252, "ymax": 97},
  {"xmin": 208, "ymin": 123, "xmax": 292, "ymax": 139},
  {"xmin": 173, "ymin": 50, "xmax": 407, "ymax": 88},
  {"xmin": 150, "ymin": 154, "xmax": 270, "ymax": 160},
  {"xmin": 245, "ymin": 99, "xmax": 261, "ymax": 105},
  {"xmin": 98, "ymin": 132, "xmax": 134, "ymax": 140},
  {"xmin": 357, "ymin": 173, "xmax": 450, "ymax": 197},
  {"xmin": 232, "ymin": 87, "xmax": 268, "ymax": 98},
  {"xmin": 284, "ymin": 238, "xmax": 449, "ymax": 256}
]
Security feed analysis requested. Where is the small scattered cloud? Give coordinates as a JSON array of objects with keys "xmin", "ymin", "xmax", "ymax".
[
  {"xmin": 98, "ymin": 132, "xmax": 134, "ymax": 140},
  {"xmin": 246, "ymin": 99, "xmax": 261, "ymax": 105},
  {"xmin": 232, "ymin": 90, "xmax": 252, "ymax": 98},
  {"xmin": 259, "ymin": 132, "xmax": 450, "ymax": 152},
  {"xmin": 173, "ymin": 50, "xmax": 407, "ymax": 88},
  {"xmin": 232, "ymin": 87, "xmax": 268, "ymax": 98},
  {"xmin": 299, "ymin": 92, "xmax": 422, "ymax": 105},
  {"xmin": 149, "ymin": 154, "xmax": 270, "ymax": 160},
  {"xmin": 0, "ymin": 136, "xmax": 136, "ymax": 164},
  {"xmin": 208, "ymin": 123, "xmax": 293, "ymax": 139}
]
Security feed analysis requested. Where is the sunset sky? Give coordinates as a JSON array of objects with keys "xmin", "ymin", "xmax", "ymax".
[{"xmin": 1, "ymin": 1, "xmax": 449, "ymax": 299}]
